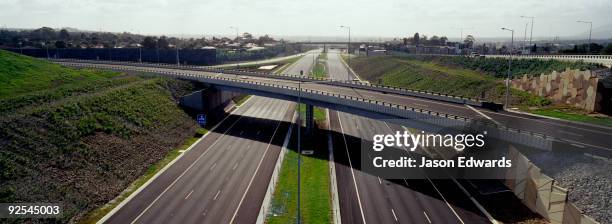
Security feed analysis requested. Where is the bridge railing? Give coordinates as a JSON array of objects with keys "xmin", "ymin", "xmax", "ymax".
[
  {"xmin": 63, "ymin": 61, "xmax": 552, "ymax": 150},
  {"xmin": 49, "ymin": 58, "xmax": 485, "ymax": 106}
]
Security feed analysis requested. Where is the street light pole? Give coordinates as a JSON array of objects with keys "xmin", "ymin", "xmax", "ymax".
[
  {"xmin": 296, "ymin": 81, "xmax": 302, "ymax": 224},
  {"xmin": 501, "ymin": 28, "xmax": 514, "ymax": 109},
  {"xmin": 229, "ymin": 26, "xmax": 240, "ymax": 69},
  {"xmin": 340, "ymin": 25, "xmax": 351, "ymax": 81},
  {"xmin": 521, "ymin": 16, "xmax": 535, "ymax": 52},
  {"xmin": 522, "ymin": 22, "xmax": 528, "ymax": 53},
  {"xmin": 138, "ymin": 30, "xmax": 142, "ymax": 63},
  {"xmin": 577, "ymin": 20, "xmax": 592, "ymax": 53},
  {"xmin": 452, "ymin": 27, "xmax": 473, "ymax": 53}
]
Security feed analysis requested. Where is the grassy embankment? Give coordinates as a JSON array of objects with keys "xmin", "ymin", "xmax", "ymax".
[
  {"xmin": 0, "ymin": 50, "xmax": 204, "ymax": 223},
  {"xmin": 311, "ymin": 53, "xmax": 328, "ymax": 78},
  {"xmin": 267, "ymin": 54, "xmax": 331, "ymax": 223},
  {"xmin": 267, "ymin": 106, "xmax": 331, "ymax": 224},
  {"xmin": 348, "ymin": 55, "xmax": 612, "ymax": 126}
]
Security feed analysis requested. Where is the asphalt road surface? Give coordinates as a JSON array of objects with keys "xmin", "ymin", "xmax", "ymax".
[
  {"xmin": 102, "ymin": 51, "xmax": 323, "ymax": 224},
  {"xmin": 327, "ymin": 50, "xmax": 491, "ymax": 224},
  {"xmin": 103, "ymin": 96, "xmax": 294, "ymax": 224}
]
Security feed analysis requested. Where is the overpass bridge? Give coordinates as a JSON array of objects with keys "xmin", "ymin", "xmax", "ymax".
[{"xmin": 54, "ymin": 59, "xmax": 564, "ymax": 153}]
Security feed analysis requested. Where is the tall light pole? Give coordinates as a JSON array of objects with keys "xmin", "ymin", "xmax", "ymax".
[
  {"xmin": 577, "ymin": 20, "xmax": 592, "ymax": 53},
  {"xmin": 340, "ymin": 25, "xmax": 351, "ymax": 81},
  {"xmin": 296, "ymin": 81, "xmax": 302, "ymax": 224},
  {"xmin": 520, "ymin": 16, "xmax": 534, "ymax": 53},
  {"xmin": 501, "ymin": 28, "xmax": 514, "ymax": 109},
  {"xmin": 522, "ymin": 22, "xmax": 528, "ymax": 53},
  {"xmin": 229, "ymin": 26, "xmax": 240, "ymax": 68},
  {"xmin": 452, "ymin": 27, "xmax": 473, "ymax": 53},
  {"xmin": 175, "ymin": 38, "xmax": 180, "ymax": 65},
  {"xmin": 138, "ymin": 30, "xmax": 142, "ymax": 62}
]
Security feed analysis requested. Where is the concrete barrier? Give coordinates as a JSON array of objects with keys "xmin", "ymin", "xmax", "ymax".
[{"xmin": 505, "ymin": 147, "xmax": 600, "ymax": 224}]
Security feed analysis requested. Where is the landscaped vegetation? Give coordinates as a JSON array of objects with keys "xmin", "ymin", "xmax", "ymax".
[
  {"xmin": 0, "ymin": 50, "xmax": 202, "ymax": 222},
  {"xmin": 348, "ymin": 55, "xmax": 612, "ymax": 126},
  {"xmin": 311, "ymin": 53, "xmax": 328, "ymax": 78},
  {"xmin": 401, "ymin": 55, "xmax": 606, "ymax": 77},
  {"xmin": 349, "ymin": 56, "xmax": 551, "ymax": 107},
  {"xmin": 267, "ymin": 116, "xmax": 331, "ymax": 224}
]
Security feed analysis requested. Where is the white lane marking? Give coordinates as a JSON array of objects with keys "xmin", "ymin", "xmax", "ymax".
[
  {"xmin": 213, "ymin": 190, "xmax": 221, "ymax": 201},
  {"xmin": 232, "ymin": 162, "xmax": 239, "ymax": 170},
  {"xmin": 129, "ymin": 112, "xmax": 247, "ymax": 224},
  {"xmin": 423, "ymin": 211, "xmax": 432, "ymax": 223},
  {"xmin": 558, "ymin": 130, "xmax": 583, "ymax": 137},
  {"xmin": 391, "ymin": 209, "xmax": 398, "ymax": 222},
  {"xmin": 378, "ymin": 177, "xmax": 382, "ymax": 185},
  {"xmin": 466, "ymin": 104, "xmax": 499, "ymax": 125},
  {"xmin": 390, "ymin": 127, "xmax": 466, "ymax": 224},
  {"xmin": 229, "ymin": 105, "xmax": 288, "ymax": 224},
  {"xmin": 571, "ymin": 143, "xmax": 586, "ymax": 148},
  {"xmin": 337, "ymin": 112, "xmax": 367, "ymax": 224},
  {"xmin": 209, "ymin": 163, "xmax": 217, "ymax": 171},
  {"xmin": 561, "ymin": 138, "xmax": 612, "ymax": 151},
  {"xmin": 184, "ymin": 190, "xmax": 194, "ymax": 200},
  {"xmin": 424, "ymin": 177, "xmax": 466, "ymax": 224},
  {"xmin": 487, "ymin": 110, "xmax": 612, "ymax": 136}
]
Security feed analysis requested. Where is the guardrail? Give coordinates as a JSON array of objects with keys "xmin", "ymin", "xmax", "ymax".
[
  {"xmin": 49, "ymin": 58, "xmax": 484, "ymax": 106},
  {"xmin": 486, "ymin": 54, "xmax": 612, "ymax": 60},
  {"xmin": 62, "ymin": 61, "xmax": 552, "ymax": 150}
]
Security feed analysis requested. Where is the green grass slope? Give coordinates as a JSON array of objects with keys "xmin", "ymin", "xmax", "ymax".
[
  {"xmin": 0, "ymin": 50, "xmax": 117, "ymax": 98},
  {"xmin": 350, "ymin": 56, "xmax": 551, "ymax": 107},
  {"xmin": 0, "ymin": 50, "xmax": 200, "ymax": 223}
]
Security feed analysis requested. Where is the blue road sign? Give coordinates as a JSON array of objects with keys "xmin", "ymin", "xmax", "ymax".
[{"xmin": 197, "ymin": 114, "xmax": 207, "ymax": 126}]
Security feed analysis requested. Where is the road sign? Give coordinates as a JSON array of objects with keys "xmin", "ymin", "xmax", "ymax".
[{"xmin": 197, "ymin": 114, "xmax": 207, "ymax": 126}]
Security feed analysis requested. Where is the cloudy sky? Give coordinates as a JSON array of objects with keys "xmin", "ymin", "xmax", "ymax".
[{"xmin": 1, "ymin": 0, "xmax": 610, "ymax": 40}]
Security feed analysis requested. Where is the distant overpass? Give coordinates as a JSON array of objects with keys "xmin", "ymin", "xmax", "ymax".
[{"xmin": 52, "ymin": 59, "xmax": 612, "ymax": 157}]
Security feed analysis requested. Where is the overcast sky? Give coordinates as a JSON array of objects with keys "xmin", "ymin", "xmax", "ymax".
[{"xmin": 1, "ymin": 0, "xmax": 610, "ymax": 40}]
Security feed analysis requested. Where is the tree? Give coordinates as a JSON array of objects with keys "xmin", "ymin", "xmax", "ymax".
[
  {"xmin": 463, "ymin": 35, "xmax": 475, "ymax": 49},
  {"xmin": 157, "ymin": 36, "xmax": 170, "ymax": 49},
  {"xmin": 54, "ymin": 40, "xmax": 66, "ymax": 48},
  {"xmin": 440, "ymin": 36, "xmax": 448, "ymax": 46},
  {"xmin": 59, "ymin": 29, "xmax": 70, "ymax": 40},
  {"xmin": 141, "ymin": 36, "xmax": 157, "ymax": 49},
  {"xmin": 602, "ymin": 44, "xmax": 612, "ymax": 55},
  {"xmin": 412, "ymin": 33, "xmax": 420, "ymax": 46},
  {"xmin": 430, "ymin": 35, "xmax": 440, "ymax": 45}
]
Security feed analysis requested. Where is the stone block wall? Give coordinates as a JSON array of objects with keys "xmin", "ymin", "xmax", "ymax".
[{"xmin": 511, "ymin": 69, "xmax": 600, "ymax": 112}]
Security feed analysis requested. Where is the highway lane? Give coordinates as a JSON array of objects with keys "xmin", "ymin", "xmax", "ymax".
[
  {"xmin": 327, "ymin": 50, "xmax": 490, "ymax": 224},
  {"xmin": 103, "ymin": 50, "xmax": 325, "ymax": 223},
  {"xmin": 103, "ymin": 96, "xmax": 294, "ymax": 224},
  {"xmin": 58, "ymin": 55, "xmax": 612, "ymax": 152}
]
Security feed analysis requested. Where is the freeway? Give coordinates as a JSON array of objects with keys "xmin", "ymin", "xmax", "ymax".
[
  {"xmin": 327, "ymin": 50, "xmax": 491, "ymax": 224},
  {"xmin": 57, "ymin": 55, "xmax": 612, "ymax": 154},
  {"xmin": 100, "ymin": 51, "xmax": 324, "ymax": 223},
  {"xmin": 101, "ymin": 96, "xmax": 294, "ymax": 224}
]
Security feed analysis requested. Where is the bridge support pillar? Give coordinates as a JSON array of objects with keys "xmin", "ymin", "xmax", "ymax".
[{"xmin": 305, "ymin": 104, "xmax": 315, "ymax": 135}]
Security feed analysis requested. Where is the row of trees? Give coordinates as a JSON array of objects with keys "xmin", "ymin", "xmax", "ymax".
[
  {"xmin": 402, "ymin": 32, "xmax": 476, "ymax": 49},
  {"xmin": 0, "ymin": 27, "xmax": 280, "ymax": 50}
]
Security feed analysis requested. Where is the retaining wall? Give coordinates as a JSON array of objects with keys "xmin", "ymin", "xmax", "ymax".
[{"xmin": 505, "ymin": 147, "xmax": 599, "ymax": 224}]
